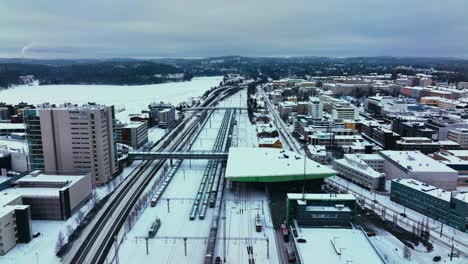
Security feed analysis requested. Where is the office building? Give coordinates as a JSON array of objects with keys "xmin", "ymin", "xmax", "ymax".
[
  {"xmin": 447, "ymin": 128, "xmax": 468, "ymax": 149},
  {"xmin": 331, "ymin": 103, "xmax": 358, "ymax": 121},
  {"xmin": 379, "ymin": 150, "xmax": 458, "ymax": 190},
  {"xmin": 333, "ymin": 154, "xmax": 385, "ymax": 190},
  {"xmin": 390, "ymin": 179, "xmax": 468, "ymax": 232},
  {"xmin": 148, "ymin": 102, "xmax": 176, "ymax": 128},
  {"xmin": 24, "ymin": 103, "xmax": 117, "ymax": 187},
  {"xmin": 116, "ymin": 121, "xmax": 148, "ymax": 149},
  {"xmin": 1, "ymin": 171, "xmax": 93, "ymax": 220}
]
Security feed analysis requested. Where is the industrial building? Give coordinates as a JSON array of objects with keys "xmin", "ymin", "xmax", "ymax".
[
  {"xmin": 116, "ymin": 121, "xmax": 148, "ymax": 149},
  {"xmin": 379, "ymin": 150, "xmax": 458, "ymax": 190},
  {"xmin": 390, "ymin": 178, "xmax": 468, "ymax": 232},
  {"xmin": 1, "ymin": 171, "xmax": 93, "ymax": 220},
  {"xmin": 333, "ymin": 154, "xmax": 385, "ymax": 190},
  {"xmin": 24, "ymin": 103, "xmax": 117, "ymax": 187}
]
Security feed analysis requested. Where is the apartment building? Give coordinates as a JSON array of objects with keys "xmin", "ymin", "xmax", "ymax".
[
  {"xmin": 308, "ymin": 97, "xmax": 323, "ymax": 119},
  {"xmin": 24, "ymin": 103, "xmax": 117, "ymax": 187}
]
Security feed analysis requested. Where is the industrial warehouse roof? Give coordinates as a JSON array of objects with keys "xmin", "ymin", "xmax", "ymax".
[{"xmin": 225, "ymin": 147, "xmax": 336, "ymax": 182}]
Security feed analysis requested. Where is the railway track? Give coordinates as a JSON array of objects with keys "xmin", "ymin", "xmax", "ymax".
[
  {"xmin": 325, "ymin": 179, "xmax": 468, "ymax": 258},
  {"xmin": 64, "ymin": 85, "xmax": 243, "ymax": 264},
  {"xmin": 257, "ymin": 87, "xmax": 301, "ymax": 152}
]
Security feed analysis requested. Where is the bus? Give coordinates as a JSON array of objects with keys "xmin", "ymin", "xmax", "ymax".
[
  {"xmin": 255, "ymin": 214, "xmax": 262, "ymax": 232},
  {"xmin": 148, "ymin": 217, "xmax": 161, "ymax": 238}
]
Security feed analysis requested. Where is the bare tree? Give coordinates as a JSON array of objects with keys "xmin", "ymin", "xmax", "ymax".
[
  {"xmin": 55, "ymin": 231, "xmax": 65, "ymax": 254},
  {"xmin": 75, "ymin": 209, "xmax": 86, "ymax": 225},
  {"xmin": 66, "ymin": 225, "xmax": 74, "ymax": 237},
  {"xmin": 91, "ymin": 191, "xmax": 98, "ymax": 208},
  {"xmin": 403, "ymin": 245, "xmax": 411, "ymax": 260}
]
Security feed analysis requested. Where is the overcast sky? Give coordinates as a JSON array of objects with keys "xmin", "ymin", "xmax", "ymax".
[{"xmin": 1, "ymin": 0, "xmax": 468, "ymax": 59}]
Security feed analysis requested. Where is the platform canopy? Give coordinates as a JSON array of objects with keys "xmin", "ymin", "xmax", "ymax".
[{"xmin": 225, "ymin": 147, "xmax": 336, "ymax": 182}]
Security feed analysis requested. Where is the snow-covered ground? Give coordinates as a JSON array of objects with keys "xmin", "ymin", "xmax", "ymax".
[
  {"xmin": 0, "ymin": 160, "xmax": 142, "ymax": 264},
  {"xmin": 213, "ymin": 91, "xmax": 279, "ymax": 264},
  {"xmin": 326, "ymin": 176, "xmax": 468, "ymax": 261},
  {"xmin": 117, "ymin": 109, "xmax": 226, "ymax": 263},
  {"xmin": 0, "ymin": 77, "xmax": 222, "ymax": 262},
  {"xmin": 0, "ymin": 76, "xmax": 223, "ymax": 122},
  {"xmin": 370, "ymin": 223, "xmax": 467, "ymax": 264},
  {"xmin": 116, "ymin": 89, "xmax": 279, "ymax": 264}
]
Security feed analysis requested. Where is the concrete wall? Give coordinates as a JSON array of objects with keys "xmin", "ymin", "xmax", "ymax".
[
  {"xmin": 0, "ymin": 210, "xmax": 17, "ymax": 255},
  {"xmin": 68, "ymin": 173, "xmax": 93, "ymax": 212}
]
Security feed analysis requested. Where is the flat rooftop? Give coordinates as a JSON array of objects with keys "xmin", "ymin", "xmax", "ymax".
[
  {"xmin": 225, "ymin": 147, "xmax": 336, "ymax": 182},
  {"xmin": 0, "ymin": 123, "xmax": 25, "ymax": 130},
  {"xmin": 393, "ymin": 178, "xmax": 468, "ymax": 202},
  {"xmin": 288, "ymin": 193, "xmax": 355, "ymax": 202},
  {"xmin": 295, "ymin": 228, "xmax": 385, "ymax": 264},
  {"xmin": 379, "ymin": 151, "xmax": 457, "ymax": 173},
  {"xmin": 335, "ymin": 156, "xmax": 382, "ymax": 178}
]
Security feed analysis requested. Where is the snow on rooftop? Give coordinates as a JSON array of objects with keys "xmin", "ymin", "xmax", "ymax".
[
  {"xmin": 380, "ymin": 151, "xmax": 457, "ymax": 173},
  {"xmin": 226, "ymin": 147, "xmax": 336, "ymax": 182},
  {"xmin": 335, "ymin": 155, "xmax": 382, "ymax": 178},
  {"xmin": 0, "ymin": 123, "xmax": 25, "ymax": 130},
  {"xmin": 295, "ymin": 228, "xmax": 385, "ymax": 264},
  {"xmin": 0, "ymin": 137, "xmax": 28, "ymax": 153},
  {"xmin": 394, "ymin": 178, "xmax": 452, "ymax": 202}
]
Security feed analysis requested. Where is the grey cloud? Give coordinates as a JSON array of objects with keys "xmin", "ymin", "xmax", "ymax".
[{"xmin": 1, "ymin": 0, "xmax": 467, "ymax": 58}]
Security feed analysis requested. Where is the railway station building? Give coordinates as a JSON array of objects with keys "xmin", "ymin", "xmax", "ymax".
[{"xmin": 225, "ymin": 147, "xmax": 336, "ymax": 182}]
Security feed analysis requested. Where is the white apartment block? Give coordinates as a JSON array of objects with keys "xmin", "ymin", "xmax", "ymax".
[{"xmin": 308, "ymin": 97, "xmax": 323, "ymax": 119}]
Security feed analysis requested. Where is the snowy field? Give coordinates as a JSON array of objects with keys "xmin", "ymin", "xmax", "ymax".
[{"xmin": 0, "ymin": 76, "xmax": 223, "ymax": 122}]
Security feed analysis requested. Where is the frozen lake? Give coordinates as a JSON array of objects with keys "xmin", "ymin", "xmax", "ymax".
[{"xmin": 0, "ymin": 76, "xmax": 223, "ymax": 122}]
